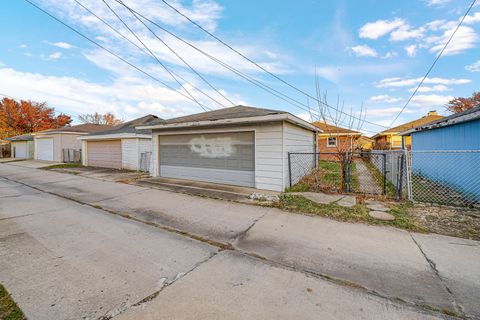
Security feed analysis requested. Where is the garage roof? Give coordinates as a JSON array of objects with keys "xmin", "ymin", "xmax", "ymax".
[
  {"xmin": 5, "ymin": 133, "xmax": 34, "ymax": 141},
  {"xmin": 83, "ymin": 115, "xmax": 160, "ymax": 138},
  {"xmin": 34, "ymin": 124, "xmax": 112, "ymax": 135},
  {"xmin": 137, "ymin": 105, "xmax": 320, "ymax": 132}
]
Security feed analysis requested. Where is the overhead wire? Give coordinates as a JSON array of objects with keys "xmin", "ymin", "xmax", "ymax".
[
  {"xmin": 23, "ymin": 0, "xmax": 213, "ymax": 112},
  {"xmin": 73, "ymin": 0, "xmax": 226, "ymax": 109},
  {"xmin": 157, "ymin": 0, "xmax": 389, "ymax": 129},
  {"xmin": 112, "ymin": 0, "xmax": 381, "ymax": 133},
  {"xmin": 101, "ymin": 0, "xmax": 210, "ymax": 111},
  {"xmin": 387, "ymin": 0, "xmax": 477, "ymax": 128}
]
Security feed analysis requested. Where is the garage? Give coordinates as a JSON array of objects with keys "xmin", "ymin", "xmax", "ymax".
[
  {"xmin": 86, "ymin": 140, "xmax": 122, "ymax": 169},
  {"xmin": 159, "ymin": 132, "xmax": 255, "ymax": 187},
  {"xmin": 13, "ymin": 142, "xmax": 27, "ymax": 158},
  {"xmin": 36, "ymin": 138, "xmax": 54, "ymax": 161}
]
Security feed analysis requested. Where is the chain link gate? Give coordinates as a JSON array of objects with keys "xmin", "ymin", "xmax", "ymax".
[{"xmin": 288, "ymin": 151, "xmax": 408, "ymax": 198}]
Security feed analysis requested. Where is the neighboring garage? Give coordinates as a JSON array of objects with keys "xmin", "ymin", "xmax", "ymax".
[
  {"xmin": 33, "ymin": 124, "xmax": 111, "ymax": 162},
  {"xmin": 80, "ymin": 115, "xmax": 159, "ymax": 171},
  {"xmin": 5, "ymin": 134, "xmax": 34, "ymax": 159},
  {"xmin": 138, "ymin": 106, "xmax": 321, "ymax": 192}
]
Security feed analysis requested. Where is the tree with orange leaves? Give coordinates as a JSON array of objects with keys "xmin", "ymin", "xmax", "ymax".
[
  {"xmin": 0, "ymin": 97, "xmax": 72, "ymax": 139},
  {"xmin": 446, "ymin": 91, "xmax": 480, "ymax": 113}
]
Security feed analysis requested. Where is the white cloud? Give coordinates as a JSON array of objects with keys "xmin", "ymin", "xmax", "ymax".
[
  {"xmin": 350, "ymin": 44, "xmax": 378, "ymax": 57},
  {"xmin": 425, "ymin": 0, "xmax": 451, "ymax": 7},
  {"xmin": 376, "ymin": 77, "xmax": 471, "ymax": 88},
  {"xmin": 365, "ymin": 107, "xmax": 416, "ymax": 117},
  {"xmin": 465, "ymin": 60, "xmax": 480, "ymax": 72},
  {"xmin": 19, "ymin": 44, "xmax": 28, "ymax": 49},
  {"xmin": 464, "ymin": 12, "xmax": 480, "ymax": 24},
  {"xmin": 369, "ymin": 95, "xmax": 402, "ymax": 103},
  {"xmin": 296, "ymin": 112, "xmax": 313, "ymax": 122},
  {"xmin": 408, "ymin": 85, "xmax": 450, "ymax": 92},
  {"xmin": 405, "ymin": 44, "xmax": 417, "ymax": 57},
  {"xmin": 382, "ymin": 51, "xmax": 397, "ymax": 59},
  {"xmin": 427, "ymin": 26, "xmax": 479, "ymax": 56},
  {"xmin": 48, "ymin": 52, "xmax": 62, "ymax": 60},
  {"xmin": 47, "ymin": 41, "xmax": 74, "ymax": 49},
  {"xmin": 0, "ymin": 67, "xmax": 235, "ymax": 121},
  {"xmin": 390, "ymin": 26, "xmax": 425, "ymax": 41},
  {"xmin": 359, "ymin": 18, "xmax": 405, "ymax": 39},
  {"xmin": 410, "ymin": 94, "xmax": 454, "ymax": 108}
]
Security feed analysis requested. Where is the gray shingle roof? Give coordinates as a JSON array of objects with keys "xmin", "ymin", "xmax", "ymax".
[
  {"xmin": 37, "ymin": 124, "xmax": 112, "ymax": 134},
  {"xmin": 87, "ymin": 114, "xmax": 160, "ymax": 136},
  {"xmin": 5, "ymin": 133, "xmax": 33, "ymax": 141},
  {"xmin": 144, "ymin": 105, "xmax": 286, "ymax": 126}
]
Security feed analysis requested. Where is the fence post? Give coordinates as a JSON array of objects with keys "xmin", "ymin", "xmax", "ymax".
[
  {"xmin": 397, "ymin": 153, "xmax": 405, "ymax": 200},
  {"xmin": 288, "ymin": 152, "xmax": 292, "ymax": 187},
  {"xmin": 382, "ymin": 153, "xmax": 387, "ymax": 195}
]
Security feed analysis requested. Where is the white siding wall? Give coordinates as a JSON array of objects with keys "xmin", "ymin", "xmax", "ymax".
[
  {"xmin": 35, "ymin": 133, "xmax": 83, "ymax": 162},
  {"xmin": 283, "ymin": 122, "xmax": 316, "ymax": 188},
  {"xmin": 121, "ymin": 138, "xmax": 139, "ymax": 170}
]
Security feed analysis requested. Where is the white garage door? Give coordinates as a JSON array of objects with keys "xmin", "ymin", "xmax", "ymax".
[
  {"xmin": 13, "ymin": 142, "xmax": 27, "ymax": 158},
  {"xmin": 87, "ymin": 140, "xmax": 122, "ymax": 169},
  {"xmin": 159, "ymin": 132, "xmax": 255, "ymax": 187},
  {"xmin": 36, "ymin": 138, "xmax": 54, "ymax": 161}
]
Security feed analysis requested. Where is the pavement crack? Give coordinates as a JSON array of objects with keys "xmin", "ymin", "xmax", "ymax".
[
  {"xmin": 103, "ymin": 251, "xmax": 219, "ymax": 320},
  {"xmin": 410, "ymin": 233, "xmax": 463, "ymax": 316},
  {"xmin": 232, "ymin": 208, "xmax": 270, "ymax": 244}
]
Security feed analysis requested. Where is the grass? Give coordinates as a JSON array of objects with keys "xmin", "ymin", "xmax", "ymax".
[
  {"xmin": 274, "ymin": 194, "xmax": 422, "ymax": 231},
  {"xmin": 0, "ymin": 284, "xmax": 26, "ymax": 320},
  {"xmin": 43, "ymin": 163, "xmax": 83, "ymax": 170}
]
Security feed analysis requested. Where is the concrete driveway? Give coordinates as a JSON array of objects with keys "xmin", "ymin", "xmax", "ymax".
[{"xmin": 1, "ymin": 163, "xmax": 479, "ymax": 319}]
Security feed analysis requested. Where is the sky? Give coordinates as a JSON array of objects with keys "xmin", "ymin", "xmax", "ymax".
[{"xmin": 0, "ymin": 0, "xmax": 479, "ymax": 135}]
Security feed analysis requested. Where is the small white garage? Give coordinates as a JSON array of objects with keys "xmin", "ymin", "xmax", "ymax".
[
  {"xmin": 80, "ymin": 115, "xmax": 159, "ymax": 171},
  {"xmin": 6, "ymin": 134, "xmax": 34, "ymax": 159},
  {"xmin": 138, "ymin": 106, "xmax": 320, "ymax": 192},
  {"xmin": 33, "ymin": 124, "xmax": 112, "ymax": 162}
]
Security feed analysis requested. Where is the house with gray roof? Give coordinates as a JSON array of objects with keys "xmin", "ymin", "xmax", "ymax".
[
  {"xmin": 137, "ymin": 105, "xmax": 320, "ymax": 192},
  {"xmin": 79, "ymin": 115, "xmax": 159, "ymax": 171},
  {"xmin": 5, "ymin": 133, "xmax": 34, "ymax": 159}
]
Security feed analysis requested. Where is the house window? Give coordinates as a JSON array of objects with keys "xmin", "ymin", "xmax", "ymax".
[{"xmin": 327, "ymin": 137, "xmax": 337, "ymax": 147}]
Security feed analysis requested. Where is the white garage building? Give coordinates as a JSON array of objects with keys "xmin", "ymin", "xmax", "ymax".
[
  {"xmin": 79, "ymin": 115, "xmax": 159, "ymax": 171},
  {"xmin": 6, "ymin": 134, "xmax": 34, "ymax": 159},
  {"xmin": 33, "ymin": 124, "xmax": 111, "ymax": 162},
  {"xmin": 138, "ymin": 106, "xmax": 320, "ymax": 192}
]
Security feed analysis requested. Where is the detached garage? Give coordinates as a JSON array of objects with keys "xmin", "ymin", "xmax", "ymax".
[
  {"xmin": 33, "ymin": 124, "xmax": 111, "ymax": 162},
  {"xmin": 137, "ymin": 106, "xmax": 321, "ymax": 192},
  {"xmin": 6, "ymin": 134, "xmax": 34, "ymax": 159},
  {"xmin": 80, "ymin": 115, "xmax": 159, "ymax": 171}
]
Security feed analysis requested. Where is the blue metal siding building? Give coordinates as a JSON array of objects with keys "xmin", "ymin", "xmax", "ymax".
[
  {"xmin": 410, "ymin": 119, "xmax": 480, "ymax": 150},
  {"xmin": 403, "ymin": 107, "xmax": 480, "ymax": 204}
]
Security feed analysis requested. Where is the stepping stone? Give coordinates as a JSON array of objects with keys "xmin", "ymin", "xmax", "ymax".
[
  {"xmin": 366, "ymin": 202, "xmax": 390, "ymax": 212},
  {"xmin": 290, "ymin": 192, "xmax": 343, "ymax": 205},
  {"xmin": 337, "ymin": 195, "xmax": 356, "ymax": 208},
  {"xmin": 369, "ymin": 211, "xmax": 395, "ymax": 221}
]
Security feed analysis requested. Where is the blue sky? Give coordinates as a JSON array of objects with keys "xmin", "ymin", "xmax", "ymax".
[{"xmin": 0, "ymin": 0, "xmax": 479, "ymax": 135}]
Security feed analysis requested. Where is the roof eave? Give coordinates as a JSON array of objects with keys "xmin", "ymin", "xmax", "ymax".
[
  {"xmin": 137, "ymin": 113, "xmax": 322, "ymax": 132},
  {"xmin": 79, "ymin": 133, "xmax": 152, "ymax": 140}
]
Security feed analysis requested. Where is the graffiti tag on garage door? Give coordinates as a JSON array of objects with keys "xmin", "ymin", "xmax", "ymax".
[{"xmin": 189, "ymin": 136, "xmax": 235, "ymax": 158}]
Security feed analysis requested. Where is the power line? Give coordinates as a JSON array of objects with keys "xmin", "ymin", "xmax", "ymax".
[
  {"xmin": 72, "ymin": 0, "xmax": 225, "ymax": 110},
  {"xmin": 115, "ymin": 0, "xmax": 235, "ymax": 107},
  {"xmin": 112, "ymin": 0, "xmax": 381, "ymax": 132},
  {"xmin": 157, "ymin": 0, "xmax": 388, "ymax": 129},
  {"xmin": 23, "ymin": 0, "xmax": 211, "ymax": 112},
  {"xmin": 388, "ymin": 0, "xmax": 477, "ymax": 128},
  {"xmin": 101, "ymin": 0, "xmax": 209, "ymax": 112}
]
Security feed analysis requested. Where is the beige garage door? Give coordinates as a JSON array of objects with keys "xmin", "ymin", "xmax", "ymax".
[{"xmin": 87, "ymin": 140, "xmax": 122, "ymax": 169}]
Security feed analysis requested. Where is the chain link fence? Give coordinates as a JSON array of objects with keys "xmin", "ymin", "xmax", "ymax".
[
  {"xmin": 288, "ymin": 152, "xmax": 403, "ymax": 197},
  {"xmin": 407, "ymin": 150, "xmax": 480, "ymax": 207},
  {"xmin": 139, "ymin": 151, "xmax": 152, "ymax": 173},
  {"xmin": 62, "ymin": 148, "xmax": 82, "ymax": 163}
]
